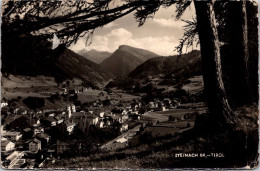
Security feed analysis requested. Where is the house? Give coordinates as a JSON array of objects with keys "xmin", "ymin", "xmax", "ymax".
[
  {"xmin": 29, "ymin": 138, "xmax": 41, "ymax": 152},
  {"xmin": 1, "ymin": 101, "xmax": 8, "ymax": 108},
  {"xmin": 86, "ymin": 113, "xmax": 99, "ymax": 125},
  {"xmin": 66, "ymin": 106, "xmax": 72, "ymax": 119},
  {"xmin": 120, "ymin": 123, "xmax": 128, "ymax": 132},
  {"xmin": 64, "ymin": 121, "xmax": 76, "ymax": 134},
  {"xmin": 58, "ymin": 120, "xmax": 76, "ymax": 135},
  {"xmin": 62, "ymin": 88, "xmax": 68, "ymax": 94},
  {"xmin": 1, "ymin": 137, "xmax": 8, "ymax": 141},
  {"xmin": 107, "ymin": 120, "xmax": 111, "ymax": 126},
  {"xmin": 116, "ymin": 137, "xmax": 128, "ymax": 143},
  {"xmin": 42, "ymin": 117, "xmax": 57, "ymax": 127},
  {"xmin": 148, "ymin": 102, "xmax": 157, "ymax": 109},
  {"xmin": 36, "ymin": 133, "xmax": 51, "ymax": 147},
  {"xmin": 3, "ymin": 131, "xmax": 23, "ymax": 141},
  {"xmin": 160, "ymin": 106, "xmax": 167, "ymax": 111},
  {"xmin": 13, "ymin": 107, "xmax": 20, "ymax": 114},
  {"xmin": 18, "ymin": 109, "xmax": 27, "ymax": 115},
  {"xmin": 54, "ymin": 116, "xmax": 64, "ymax": 125},
  {"xmin": 36, "ymin": 110, "xmax": 43, "ymax": 114},
  {"xmin": 111, "ymin": 115, "xmax": 122, "ymax": 123},
  {"xmin": 99, "ymin": 112, "xmax": 105, "ymax": 118},
  {"xmin": 33, "ymin": 126, "xmax": 44, "ymax": 135},
  {"xmin": 1, "ymin": 125, "xmax": 6, "ymax": 134},
  {"xmin": 122, "ymin": 109, "xmax": 128, "ymax": 115},
  {"xmin": 169, "ymin": 104, "xmax": 177, "ymax": 109},
  {"xmin": 164, "ymin": 98, "xmax": 172, "ymax": 105},
  {"xmin": 93, "ymin": 101, "xmax": 103, "ymax": 108},
  {"xmin": 122, "ymin": 115, "xmax": 129, "ymax": 122},
  {"xmin": 98, "ymin": 121, "xmax": 104, "ymax": 128},
  {"xmin": 31, "ymin": 118, "xmax": 41, "ymax": 125},
  {"xmin": 172, "ymin": 99, "xmax": 180, "ymax": 106},
  {"xmin": 71, "ymin": 104, "xmax": 76, "ymax": 112},
  {"xmin": 56, "ymin": 140, "xmax": 70, "ymax": 154},
  {"xmin": 131, "ymin": 111, "xmax": 139, "ymax": 115},
  {"xmin": 131, "ymin": 104, "xmax": 139, "ymax": 111},
  {"xmin": 47, "ymin": 113, "xmax": 55, "ymax": 117},
  {"xmin": 72, "ymin": 112, "xmax": 98, "ymax": 124},
  {"xmin": 70, "ymin": 112, "xmax": 99, "ymax": 132},
  {"xmin": 1, "ymin": 140, "xmax": 15, "ymax": 152},
  {"xmin": 93, "ymin": 109, "xmax": 106, "ymax": 118},
  {"xmin": 3, "ymin": 151, "xmax": 25, "ymax": 169}
]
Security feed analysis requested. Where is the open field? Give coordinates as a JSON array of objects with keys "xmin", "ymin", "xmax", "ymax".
[
  {"xmin": 182, "ymin": 75, "xmax": 204, "ymax": 94},
  {"xmin": 144, "ymin": 122, "xmax": 194, "ymax": 137},
  {"xmin": 2, "ymin": 75, "xmax": 57, "ymax": 88},
  {"xmin": 78, "ymin": 90, "xmax": 140, "ymax": 103},
  {"xmin": 142, "ymin": 104, "xmax": 207, "ymax": 122},
  {"xmin": 2, "ymin": 75, "xmax": 58, "ymax": 99},
  {"xmin": 141, "ymin": 102, "xmax": 206, "ymax": 137}
]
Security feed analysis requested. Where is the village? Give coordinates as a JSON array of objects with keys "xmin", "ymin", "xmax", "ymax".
[{"xmin": 0, "ymin": 77, "xmax": 206, "ymax": 169}]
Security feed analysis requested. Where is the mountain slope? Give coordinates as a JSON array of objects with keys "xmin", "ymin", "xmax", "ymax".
[
  {"xmin": 129, "ymin": 50, "xmax": 201, "ymax": 79},
  {"xmin": 77, "ymin": 49, "xmax": 111, "ymax": 64},
  {"xmin": 52, "ymin": 46, "xmax": 113, "ymax": 85},
  {"xmin": 100, "ymin": 45, "xmax": 159, "ymax": 76},
  {"xmin": 2, "ymin": 37, "xmax": 112, "ymax": 87}
]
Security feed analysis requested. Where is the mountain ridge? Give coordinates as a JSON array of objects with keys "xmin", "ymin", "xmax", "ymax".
[
  {"xmin": 77, "ymin": 49, "xmax": 111, "ymax": 64},
  {"xmin": 128, "ymin": 50, "xmax": 201, "ymax": 79},
  {"xmin": 2, "ymin": 37, "xmax": 112, "ymax": 87},
  {"xmin": 100, "ymin": 45, "xmax": 159, "ymax": 76}
]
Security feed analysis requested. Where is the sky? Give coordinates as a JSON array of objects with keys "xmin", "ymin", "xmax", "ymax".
[{"xmin": 69, "ymin": 2, "xmax": 198, "ymax": 56}]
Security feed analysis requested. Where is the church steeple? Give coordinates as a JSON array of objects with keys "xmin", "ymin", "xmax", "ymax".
[{"xmin": 66, "ymin": 105, "xmax": 71, "ymax": 120}]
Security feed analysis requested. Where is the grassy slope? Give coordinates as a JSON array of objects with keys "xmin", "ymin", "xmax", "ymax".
[
  {"xmin": 55, "ymin": 47, "xmax": 112, "ymax": 84},
  {"xmin": 1, "ymin": 75, "xmax": 71, "ymax": 109},
  {"xmin": 2, "ymin": 75, "xmax": 58, "ymax": 99},
  {"xmin": 129, "ymin": 50, "xmax": 201, "ymax": 79}
]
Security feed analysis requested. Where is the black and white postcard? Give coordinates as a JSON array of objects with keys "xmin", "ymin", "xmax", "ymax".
[{"xmin": 1, "ymin": 0, "xmax": 258, "ymax": 169}]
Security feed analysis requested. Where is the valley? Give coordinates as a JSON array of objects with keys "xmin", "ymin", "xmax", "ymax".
[{"xmin": 1, "ymin": 45, "xmax": 207, "ymax": 169}]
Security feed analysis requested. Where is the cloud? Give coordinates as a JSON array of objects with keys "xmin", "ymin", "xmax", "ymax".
[
  {"xmin": 153, "ymin": 18, "xmax": 185, "ymax": 29},
  {"xmin": 87, "ymin": 28, "xmax": 178, "ymax": 56},
  {"xmin": 108, "ymin": 28, "xmax": 132, "ymax": 39},
  {"xmin": 103, "ymin": 22, "xmax": 118, "ymax": 29},
  {"xmin": 70, "ymin": 27, "xmax": 193, "ymax": 56},
  {"xmin": 126, "ymin": 36, "xmax": 178, "ymax": 56}
]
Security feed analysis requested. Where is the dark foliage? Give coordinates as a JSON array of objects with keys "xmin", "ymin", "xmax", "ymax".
[
  {"xmin": 1, "ymin": 36, "xmax": 112, "ymax": 85},
  {"xmin": 105, "ymin": 77, "xmax": 139, "ymax": 91},
  {"xmin": 22, "ymin": 96, "xmax": 45, "ymax": 110},
  {"xmin": 129, "ymin": 50, "xmax": 201, "ymax": 80}
]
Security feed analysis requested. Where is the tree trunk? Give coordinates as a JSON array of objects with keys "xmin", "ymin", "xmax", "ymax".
[
  {"xmin": 226, "ymin": 0, "xmax": 251, "ymax": 108},
  {"xmin": 194, "ymin": 0, "xmax": 236, "ymax": 126}
]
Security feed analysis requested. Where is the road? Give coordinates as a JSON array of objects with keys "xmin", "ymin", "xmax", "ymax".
[{"xmin": 100, "ymin": 124, "xmax": 142, "ymax": 151}]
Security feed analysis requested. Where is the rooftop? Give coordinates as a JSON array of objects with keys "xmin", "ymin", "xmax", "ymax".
[
  {"xmin": 4, "ymin": 131, "xmax": 22, "ymax": 136},
  {"xmin": 30, "ymin": 138, "xmax": 41, "ymax": 144},
  {"xmin": 1, "ymin": 140, "xmax": 14, "ymax": 146},
  {"xmin": 64, "ymin": 120, "xmax": 76, "ymax": 127},
  {"xmin": 36, "ymin": 133, "xmax": 50, "ymax": 139}
]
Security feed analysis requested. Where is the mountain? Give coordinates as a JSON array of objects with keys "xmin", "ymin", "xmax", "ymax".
[
  {"xmin": 2, "ymin": 37, "xmax": 112, "ymax": 87},
  {"xmin": 100, "ymin": 45, "xmax": 159, "ymax": 76},
  {"xmin": 77, "ymin": 49, "xmax": 111, "ymax": 64},
  {"xmin": 51, "ymin": 46, "xmax": 113, "ymax": 86},
  {"xmin": 128, "ymin": 50, "xmax": 201, "ymax": 79}
]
